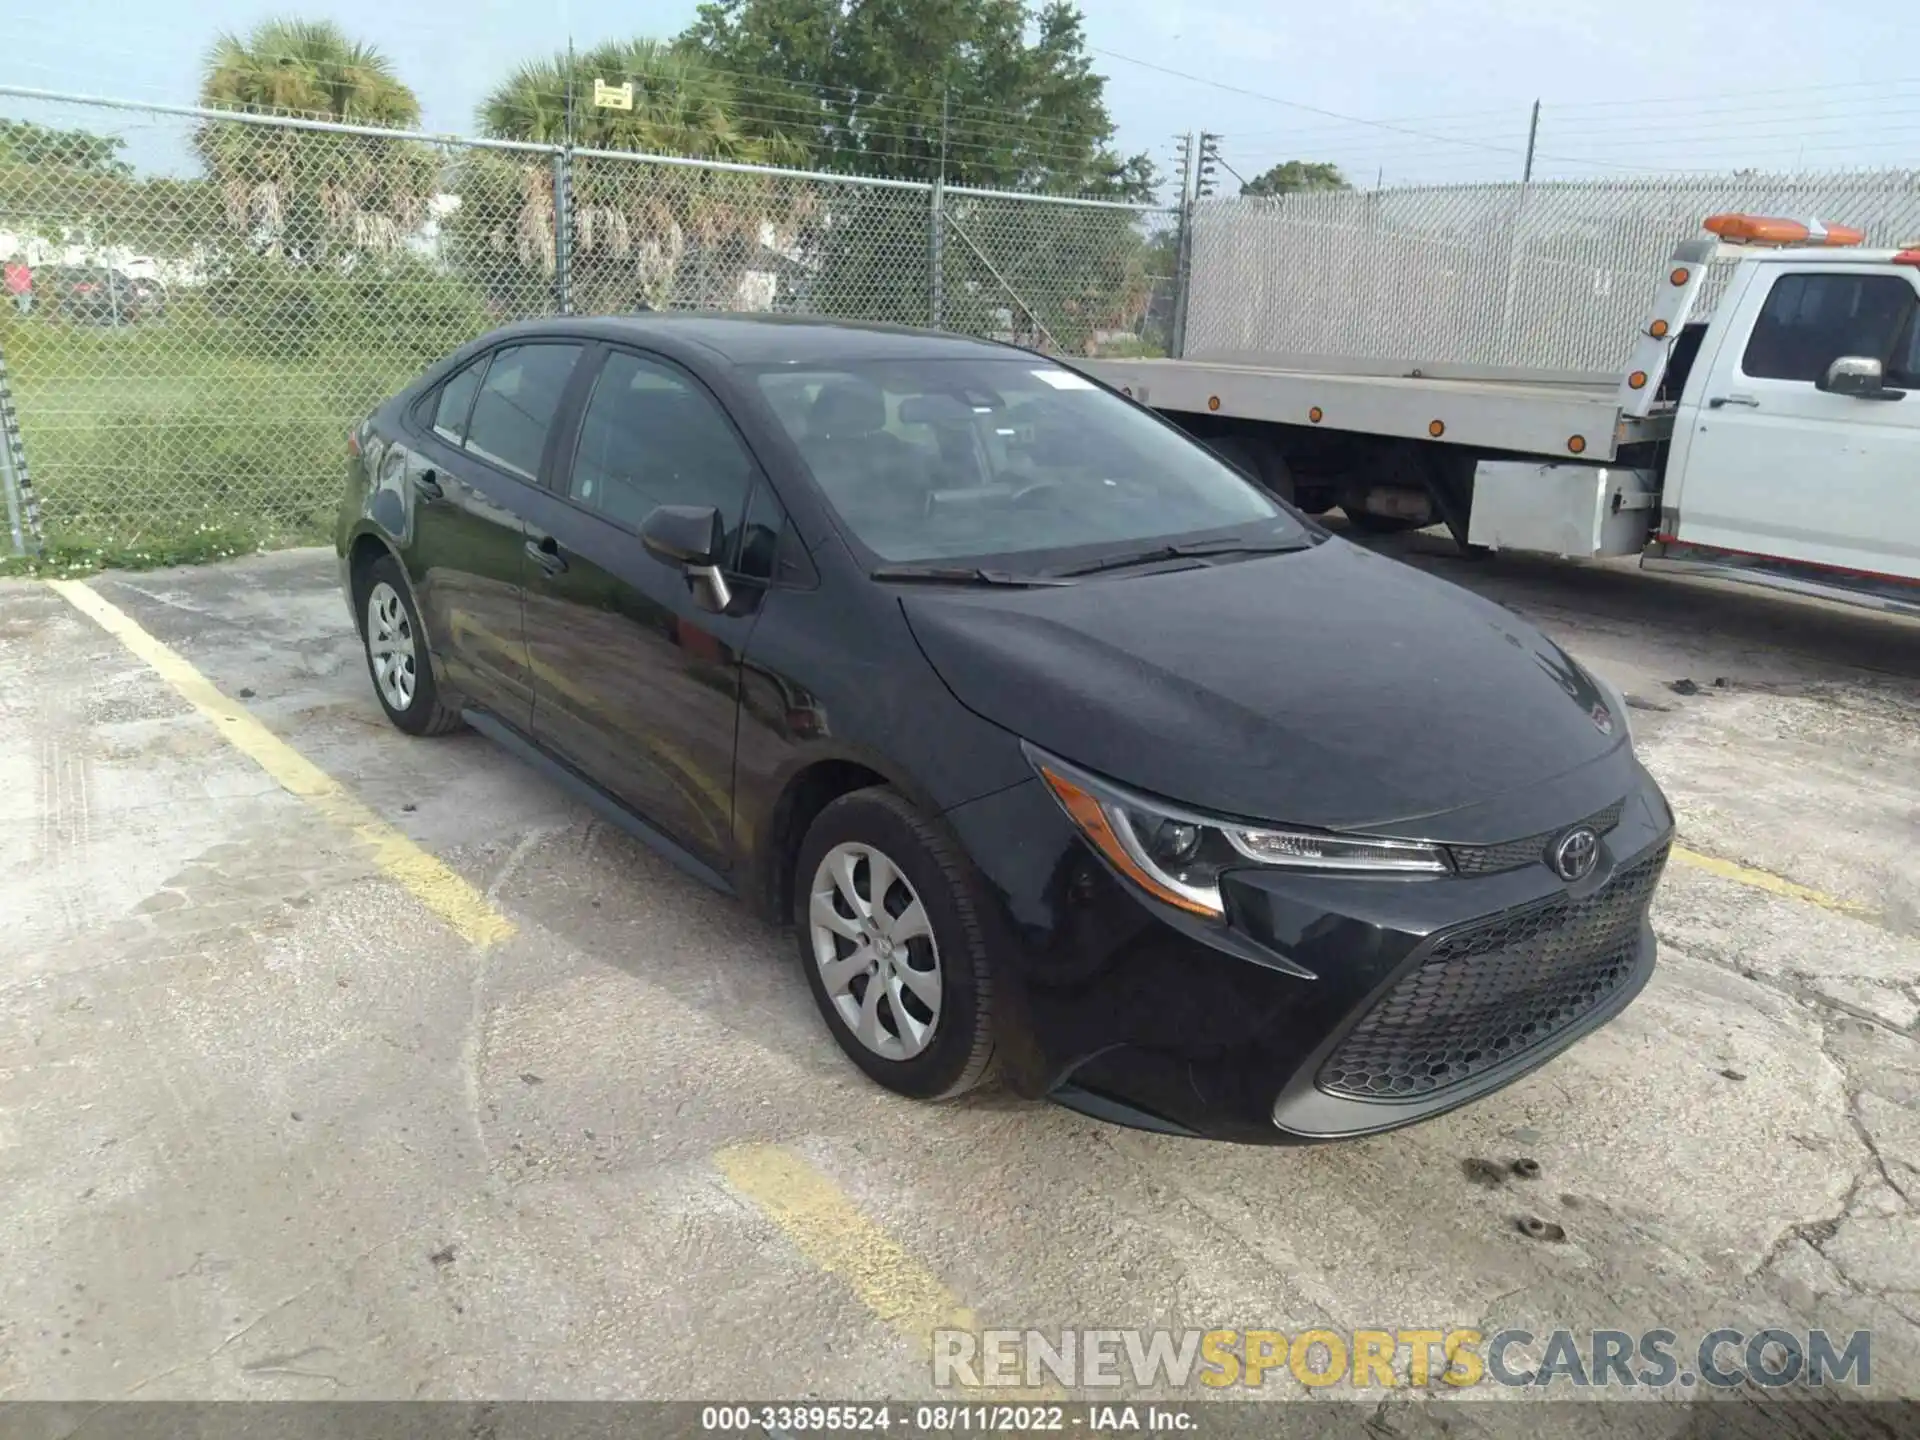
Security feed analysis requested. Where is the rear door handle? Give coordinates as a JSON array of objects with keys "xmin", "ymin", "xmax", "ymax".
[
  {"xmin": 1707, "ymin": 394, "xmax": 1760, "ymax": 409},
  {"xmin": 525, "ymin": 535, "xmax": 568, "ymax": 576},
  {"xmin": 412, "ymin": 468, "xmax": 444, "ymax": 500}
]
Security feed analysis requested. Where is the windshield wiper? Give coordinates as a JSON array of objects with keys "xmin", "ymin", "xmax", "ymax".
[
  {"xmin": 1048, "ymin": 535, "xmax": 1314, "ymax": 579},
  {"xmin": 869, "ymin": 564, "xmax": 1076, "ymax": 587}
]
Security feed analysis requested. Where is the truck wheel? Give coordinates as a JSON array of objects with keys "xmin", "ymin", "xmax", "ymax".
[
  {"xmin": 1203, "ymin": 435, "xmax": 1296, "ymax": 506},
  {"xmin": 1340, "ymin": 505, "xmax": 1422, "ymax": 534}
]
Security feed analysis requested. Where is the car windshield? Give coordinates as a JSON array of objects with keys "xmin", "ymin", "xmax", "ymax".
[{"xmin": 752, "ymin": 357, "xmax": 1300, "ymax": 565}]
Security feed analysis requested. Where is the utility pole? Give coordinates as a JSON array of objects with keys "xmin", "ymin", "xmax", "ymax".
[
  {"xmin": 1500, "ymin": 99, "xmax": 1542, "ymax": 364},
  {"xmin": 554, "ymin": 36, "xmax": 577, "ymax": 315},
  {"xmin": 1170, "ymin": 131, "xmax": 1199, "ymax": 358},
  {"xmin": 930, "ymin": 84, "xmax": 949, "ymax": 328},
  {"xmin": 1196, "ymin": 132, "xmax": 1222, "ymax": 198}
]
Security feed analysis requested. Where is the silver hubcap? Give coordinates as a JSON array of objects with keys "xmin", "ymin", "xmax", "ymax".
[
  {"xmin": 809, "ymin": 841, "xmax": 942, "ymax": 1061},
  {"xmin": 366, "ymin": 581, "xmax": 417, "ymax": 712}
]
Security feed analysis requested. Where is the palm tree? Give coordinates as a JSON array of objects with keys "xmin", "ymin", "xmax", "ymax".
[
  {"xmin": 196, "ymin": 19, "xmax": 434, "ymax": 258},
  {"xmin": 463, "ymin": 39, "xmax": 809, "ymax": 313}
]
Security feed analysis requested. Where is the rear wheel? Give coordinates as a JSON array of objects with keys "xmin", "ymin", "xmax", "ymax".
[
  {"xmin": 1340, "ymin": 505, "xmax": 1422, "ymax": 534},
  {"xmin": 359, "ymin": 554, "xmax": 462, "ymax": 736},
  {"xmin": 794, "ymin": 788, "xmax": 996, "ymax": 1100},
  {"xmin": 1201, "ymin": 434, "xmax": 1296, "ymax": 506}
]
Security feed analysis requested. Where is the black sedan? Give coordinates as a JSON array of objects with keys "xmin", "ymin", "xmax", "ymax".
[{"xmin": 335, "ymin": 315, "xmax": 1672, "ymax": 1144}]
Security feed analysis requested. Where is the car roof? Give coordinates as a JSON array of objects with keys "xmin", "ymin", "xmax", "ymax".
[{"xmin": 478, "ymin": 312, "xmax": 1027, "ymax": 366}]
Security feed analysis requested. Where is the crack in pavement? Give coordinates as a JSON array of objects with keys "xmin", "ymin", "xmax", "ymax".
[
  {"xmin": 113, "ymin": 1229, "xmax": 408, "ymax": 1401},
  {"xmin": 458, "ymin": 823, "xmax": 563, "ymax": 1181}
]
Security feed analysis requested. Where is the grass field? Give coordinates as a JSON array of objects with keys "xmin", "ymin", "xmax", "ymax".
[{"xmin": 1, "ymin": 277, "xmax": 488, "ymax": 573}]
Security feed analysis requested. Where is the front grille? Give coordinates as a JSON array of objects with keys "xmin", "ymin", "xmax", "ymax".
[
  {"xmin": 1317, "ymin": 844, "xmax": 1669, "ymax": 1101},
  {"xmin": 1448, "ymin": 800, "xmax": 1626, "ymax": 877}
]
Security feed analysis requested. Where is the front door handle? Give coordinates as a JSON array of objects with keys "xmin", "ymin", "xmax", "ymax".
[
  {"xmin": 1707, "ymin": 394, "xmax": 1760, "ymax": 409},
  {"xmin": 412, "ymin": 468, "xmax": 444, "ymax": 501},
  {"xmin": 525, "ymin": 535, "xmax": 568, "ymax": 576}
]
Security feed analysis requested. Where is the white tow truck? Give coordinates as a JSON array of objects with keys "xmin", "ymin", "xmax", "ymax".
[{"xmin": 1078, "ymin": 214, "xmax": 1920, "ymax": 618}]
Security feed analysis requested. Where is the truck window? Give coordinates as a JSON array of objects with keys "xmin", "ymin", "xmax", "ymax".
[{"xmin": 1741, "ymin": 273, "xmax": 1918, "ymax": 385}]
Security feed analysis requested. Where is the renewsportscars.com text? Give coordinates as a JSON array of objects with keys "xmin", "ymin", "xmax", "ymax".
[{"xmin": 932, "ymin": 1327, "xmax": 1872, "ymax": 1391}]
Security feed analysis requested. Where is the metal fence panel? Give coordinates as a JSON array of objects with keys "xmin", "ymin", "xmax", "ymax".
[
  {"xmin": 1, "ymin": 98, "xmax": 557, "ymax": 554},
  {"xmin": 941, "ymin": 192, "xmax": 1178, "ymax": 358},
  {"xmin": 1186, "ymin": 171, "xmax": 1920, "ymax": 374},
  {"xmin": 0, "ymin": 89, "xmax": 1176, "ymax": 556}
]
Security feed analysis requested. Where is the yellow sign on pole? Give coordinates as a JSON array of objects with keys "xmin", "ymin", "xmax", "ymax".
[{"xmin": 592, "ymin": 79, "xmax": 634, "ymax": 111}]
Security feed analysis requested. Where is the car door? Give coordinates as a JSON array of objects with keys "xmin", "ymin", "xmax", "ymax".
[
  {"xmin": 514, "ymin": 346, "xmax": 768, "ymax": 871},
  {"xmin": 405, "ymin": 341, "xmax": 584, "ymax": 734},
  {"xmin": 1670, "ymin": 264, "xmax": 1920, "ymax": 579}
]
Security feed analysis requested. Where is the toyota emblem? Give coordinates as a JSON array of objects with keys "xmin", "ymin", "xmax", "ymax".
[{"xmin": 1551, "ymin": 826, "xmax": 1600, "ymax": 882}]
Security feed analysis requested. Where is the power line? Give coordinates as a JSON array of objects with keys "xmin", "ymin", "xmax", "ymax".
[
  {"xmin": 1090, "ymin": 45, "xmax": 1686, "ymax": 175},
  {"xmin": 1089, "ymin": 45, "xmax": 1529, "ymax": 156}
]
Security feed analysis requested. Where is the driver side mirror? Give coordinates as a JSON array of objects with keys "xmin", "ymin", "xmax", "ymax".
[
  {"xmin": 639, "ymin": 504, "xmax": 732, "ymax": 613},
  {"xmin": 1818, "ymin": 355, "xmax": 1903, "ymax": 400}
]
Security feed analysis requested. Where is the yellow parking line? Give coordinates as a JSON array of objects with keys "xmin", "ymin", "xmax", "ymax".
[
  {"xmin": 48, "ymin": 578, "xmax": 516, "ymax": 948},
  {"xmin": 718, "ymin": 1143, "xmax": 1074, "ymax": 1404},
  {"xmin": 1670, "ymin": 844, "xmax": 1869, "ymax": 919},
  {"xmin": 717, "ymin": 1142, "xmax": 980, "ymax": 1357}
]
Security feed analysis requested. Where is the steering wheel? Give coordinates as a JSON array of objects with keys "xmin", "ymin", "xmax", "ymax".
[{"xmin": 1009, "ymin": 479, "xmax": 1068, "ymax": 506}]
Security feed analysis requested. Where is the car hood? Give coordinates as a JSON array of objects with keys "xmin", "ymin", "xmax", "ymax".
[{"xmin": 899, "ymin": 538, "xmax": 1629, "ymax": 836}]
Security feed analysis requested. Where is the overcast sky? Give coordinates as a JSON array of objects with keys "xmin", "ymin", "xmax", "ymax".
[{"xmin": 5, "ymin": 0, "xmax": 1918, "ymax": 188}]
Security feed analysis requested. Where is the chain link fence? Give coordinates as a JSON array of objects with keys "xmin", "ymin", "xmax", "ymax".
[
  {"xmin": 1185, "ymin": 170, "xmax": 1920, "ymax": 375},
  {"xmin": 0, "ymin": 88, "xmax": 1176, "ymax": 557}
]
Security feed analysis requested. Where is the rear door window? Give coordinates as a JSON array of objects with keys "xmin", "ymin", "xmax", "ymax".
[{"xmin": 462, "ymin": 343, "xmax": 583, "ymax": 480}]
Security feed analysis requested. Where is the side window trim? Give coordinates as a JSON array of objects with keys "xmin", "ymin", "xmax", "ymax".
[{"xmin": 549, "ymin": 341, "xmax": 613, "ymax": 498}]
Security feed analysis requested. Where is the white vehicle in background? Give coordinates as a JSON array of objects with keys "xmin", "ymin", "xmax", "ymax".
[{"xmin": 1079, "ymin": 214, "xmax": 1920, "ymax": 618}]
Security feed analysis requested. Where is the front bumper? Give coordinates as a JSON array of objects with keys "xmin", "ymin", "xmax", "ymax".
[{"xmin": 942, "ymin": 763, "xmax": 1674, "ymax": 1145}]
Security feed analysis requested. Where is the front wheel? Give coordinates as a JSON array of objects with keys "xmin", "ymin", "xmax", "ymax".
[
  {"xmin": 794, "ymin": 788, "xmax": 996, "ymax": 1100},
  {"xmin": 359, "ymin": 553, "xmax": 462, "ymax": 736}
]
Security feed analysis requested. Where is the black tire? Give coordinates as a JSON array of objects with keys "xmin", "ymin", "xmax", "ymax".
[
  {"xmin": 1340, "ymin": 504, "xmax": 1422, "ymax": 534},
  {"xmin": 358, "ymin": 553, "xmax": 462, "ymax": 737},
  {"xmin": 793, "ymin": 787, "xmax": 996, "ymax": 1100},
  {"xmin": 1203, "ymin": 434, "xmax": 1296, "ymax": 506}
]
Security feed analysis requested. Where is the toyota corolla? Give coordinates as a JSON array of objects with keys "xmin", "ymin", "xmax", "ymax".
[{"xmin": 336, "ymin": 314, "xmax": 1672, "ymax": 1144}]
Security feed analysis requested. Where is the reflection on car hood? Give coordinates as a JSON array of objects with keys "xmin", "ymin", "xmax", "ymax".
[{"xmin": 899, "ymin": 538, "xmax": 1628, "ymax": 834}]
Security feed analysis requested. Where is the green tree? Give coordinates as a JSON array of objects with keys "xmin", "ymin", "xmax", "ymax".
[
  {"xmin": 0, "ymin": 120, "xmax": 132, "ymax": 175},
  {"xmin": 0, "ymin": 118, "xmax": 219, "ymax": 261},
  {"xmin": 1239, "ymin": 160, "xmax": 1350, "ymax": 198},
  {"xmin": 461, "ymin": 38, "xmax": 809, "ymax": 313},
  {"xmin": 681, "ymin": 0, "xmax": 1159, "ymax": 345},
  {"xmin": 196, "ymin": 19, "xmax": 435, "ymax": 259},
  {"xmin": 679, "ymin": 0, "xmax": 1151, "ymax": 197}
]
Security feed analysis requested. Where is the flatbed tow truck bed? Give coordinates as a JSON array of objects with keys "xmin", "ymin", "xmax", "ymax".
[{"xmin": 1076, "ymin": 356, "xmax": 1675, "ymax": 463}]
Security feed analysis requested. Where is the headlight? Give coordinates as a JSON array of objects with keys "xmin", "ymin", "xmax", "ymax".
[
  {"xmin": 1026, "ymin": 746, "xmax": 1450, "ymax": 919},
  {"xmin": 1586, "ymin": 667, "xmax": 1636, "ymax": 748}
]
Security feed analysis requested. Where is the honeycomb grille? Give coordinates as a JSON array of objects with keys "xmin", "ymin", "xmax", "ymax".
[
  {"xmin": 1318, "ymin": 844, "xmax": 1669, "ymax": 1101},
  {"xmin": 1448, "ymin": 800, "xmax": 1626, "ymax": 877}
]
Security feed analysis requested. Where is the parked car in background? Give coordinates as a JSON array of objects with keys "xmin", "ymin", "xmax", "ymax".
[
  {"xmin": 336, "ymin": 314, "xmax": 1674, "ymax": 1145},
  {"xmin": 39, "ymin": 266, "xmax": 162, "ymax": 324}
]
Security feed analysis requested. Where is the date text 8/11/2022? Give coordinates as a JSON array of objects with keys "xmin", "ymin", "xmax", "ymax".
[{"xmin": 701, "ymin": 1404, "xmax": 1198, "ymax": 1433}]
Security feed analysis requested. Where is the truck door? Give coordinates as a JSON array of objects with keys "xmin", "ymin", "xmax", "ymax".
[{"xmin": 1668, "ymin": 262, "xmax": 1920, "ymax": 582}]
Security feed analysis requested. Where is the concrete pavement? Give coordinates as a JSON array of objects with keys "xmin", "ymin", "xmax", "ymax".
[{"xmin": 2, "ymin": 541, "xmax": 1917, "ymax": 1411}]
